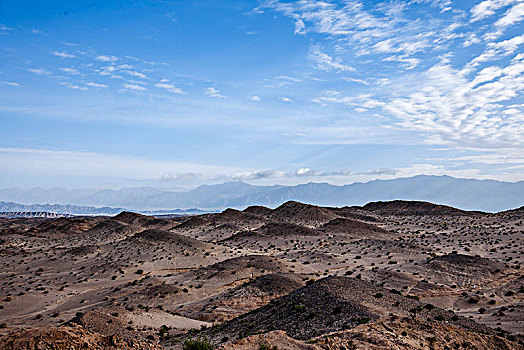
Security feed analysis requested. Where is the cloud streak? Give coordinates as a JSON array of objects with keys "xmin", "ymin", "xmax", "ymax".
[
  {"xmin": 96, "ymin": 55, "xmax": 118, "ymax": 62},
  {"xmin": 53, "ymin": 51, "xmax": 76, "ymax": 59},
  {"xmin": 309, "ymin": 45, "xmax": 355, "ymax": 72},
  {"xmin": 124, "ymin": 83, "xmax": 147, "ymax": 91},
  {"xmin": 154, "ymin": 82, "xmax": 186, "ymax": 94},
  {"xmin": 204, "ymin": 87, "xmax": 226, "ymax": 98}
]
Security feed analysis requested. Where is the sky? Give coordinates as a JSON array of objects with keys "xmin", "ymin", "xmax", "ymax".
[{"xmin": 0, "ymin": 0, "xmax": 523, "ymax": 189}]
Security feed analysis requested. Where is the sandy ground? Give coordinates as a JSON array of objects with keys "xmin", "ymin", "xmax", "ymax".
[{"xmin": 0, "ymin": 201, "xmax": 522, "ymax": 348}]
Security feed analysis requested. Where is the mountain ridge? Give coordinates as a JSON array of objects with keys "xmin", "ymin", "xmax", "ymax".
[
  {"xmin": 0, "ymin": 175, "xmax": 523, "ymax": 212},
  {"xmin": 0, "ymin": 201, "xmax": 207, "ymax": 216}
]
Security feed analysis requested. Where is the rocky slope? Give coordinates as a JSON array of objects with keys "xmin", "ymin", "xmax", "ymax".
[{"xmin": 0, "ymin": 200, "xmax": 522, "ymax": 349}]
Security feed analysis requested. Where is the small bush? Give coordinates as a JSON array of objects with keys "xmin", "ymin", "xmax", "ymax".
[
  {"xmin": 259, "ymin": 345, "xmax": 278, "ymax": 350},
  {"xmin": 293, "ymin": 304, "xmax": 306, "ymax": 312},
  {"xmin": 306, "ymin": 311, "xmax": 317, "ymax": 320},
  {"xmin": 183, "ymin": 338, "xmax": 215, "ymax": 350},
  {"xmin": 356, "ymin": 316, "xmax": 370, "ymax": 325},
  {"xmin": 424, "ymin": 304, "xmax": 435, "ymax": 310},
  {"xmin": 159, "ymin": 325, "xmax": 170, "ymax": 339}
]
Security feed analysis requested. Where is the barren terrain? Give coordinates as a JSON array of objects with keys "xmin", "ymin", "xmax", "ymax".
[{"xmin": 0, "ymin": 200, "xmax": 523, "ymax": 349}]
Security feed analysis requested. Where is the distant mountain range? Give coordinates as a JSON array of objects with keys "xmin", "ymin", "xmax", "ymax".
[
  {"xmin": 0, "ymin": 201, "xmax": 207, "ymax": 216},
  {"xmin": 0, "ymin": 175, "xmax": 523, "ymax": 212}
]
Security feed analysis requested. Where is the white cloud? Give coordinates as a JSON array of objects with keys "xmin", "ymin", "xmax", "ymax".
[
  {"xmin": 27, "ymin": 68, "xmax": 51, "ymax": 76},
  {"xmin": 263, "ymin": 75, "xmax": 302, "ymax": 88},
  {"xmin": 463, "ymin": 33, "xmax": 481, "ymax": 47},
  {"xmin": 101, "ymin": 65, "xmax": 116, "ymax": 72},
  {"xmin": 296, "ymin": 168, "xmax": 317, "ymax": 176},
  {"xmin": 99, "ymin": 65, "xmax": 123, "ymax": 79},
  {"xmin": 60, "ymin": 82, "xmax": 88, "ymax": 91},
  {"xmin": 160, "ymin": 172, "xmax": 200, "ymax": 181},
  {"xmin": 86, "ymin": 82, "xmax": 107, "ymax": 88},
  {"xmin": 0, "ymin": 24, "xmax": 13, "ymax": 34},
  {"xmin": 484, "ymin": 3, "xmax": 524, "ymax": 39},
  {"xmin": 448, "ymin": 150, "xmax": 524, "ymax": 165},
  {"xmin": 385, "ymin": 55, "xmax": 524, "ymax": 148},
  {"xmin": 375, "ymin": 78, "xmax": 391, "ymax": 86},
  {"xmin": 294, "ymin": 168, "xmax": 331, "ymax": 177},
  {"xmin": 470, "ymin": 34, "xmax": 524, "ymax": 66},
  {"xmin": 124, "ymin": 83, "xmax": 147, "ymax": 91},
  {"xmin": 59, "ymin": 67, "xmax": 79, "ymax": 74},
  {"xmin": 279, "ymin": 96, "xmax": 293, "ymax": 103},
  {"xmin": 231, "ymin": 170, "xmax": 285, "ymax": 180},
  {"xmin": 96, "ymin": 55, "xmax": 118, "ymax": 62},
  {"xmin": 342, "ymin": 77, "xmax": 369, "ymax": 85},
  {"xmin": 0, "ymin": 81, "xmax": 20, "ymax": 87},
  {"xmin": 275, "ymin": 75, "xmax": 301, "ymax": 82},
  {"xmin": 1, "ymin": 147, "xmax": 521, "ymax": 186},
  {"xmin": 314, "ymin": 91, "xmax": 385, "ymax": 109},
  {"xmin": 53, "ymin": 51, "xmax": 77, "ymax": 59},
  {"xmin": 154, "ymin": 82, "xmax": 186, "ymax": 94},
  {"xmin": 204, "ymin": 87, "xmax": 226, "ymax": 98},
  {"xmin": 263, "ymin": 0, "xmax": 461, "ymax": 71},
  {"xmin": 470, "ymin": 0, "xmax": 519, "ymax": 22},
  {"xmin": 383, "ymin": 55, "xmax": 420, "ymax": 70},
  {"xmin": 330, "ymin": 168, "xmax": 355, "ymax": 176},
  {"xmin": 229, "ymin": 163, "xmax": 524, "ymax": 183},
  {"xmin": 309, "ymin": 45, "xmax": 355, "ymax": 72},
  {"xmin": 362, "ymin": 168, "xmax": 398, "ymax": 176},
  {"xmin": 294, "ymin": 18, "xmax": 305, "ymax": 34},
  {"xmin": 124, "ymin": 70, "xmax": 148, "ymax": 79},
  {"xmin": 250, "ymin": 95, "xmax": 261, "ymax": 101},
  {"xmin": 495, "ymin": 2, "xmax": 524, "ymax": 27}
]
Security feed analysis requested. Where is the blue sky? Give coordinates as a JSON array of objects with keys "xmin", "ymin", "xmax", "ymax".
[{"xmin": 0, "ymin": 0, "xmax": 523, "ymax": 189}]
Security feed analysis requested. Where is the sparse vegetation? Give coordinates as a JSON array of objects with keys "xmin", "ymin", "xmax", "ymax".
[
  {"xmin": 182, "ymin": 338, "xmax": 215, "ymax": 350},
  {"xmin": 259, "ymin": 345, "xmax": 277, "ymax": 350},
  {"xmin": 1, "ymin": 201, "xmax": 523, "ymax": 349}
]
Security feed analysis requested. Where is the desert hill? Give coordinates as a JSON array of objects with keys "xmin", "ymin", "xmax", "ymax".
[
  {"xmin": 0, "ymin": 200, "xmax": 522, "ymax": 349},
  {"xmin": 194, "ymin": 276, "xmax": 490, "ymax": 344}
]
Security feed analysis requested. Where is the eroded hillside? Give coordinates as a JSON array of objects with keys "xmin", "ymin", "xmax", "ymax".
[{"xmin": 0, "ymin": 201, "xmax": 523, "ymax": 349}]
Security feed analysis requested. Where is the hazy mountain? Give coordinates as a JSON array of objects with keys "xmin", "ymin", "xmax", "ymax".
[
  {"xmin": 143, "ymin": 182, "xmax": 283, "ymax": 209},
  {"xmin": 0, "ymin": 187, "xmax": 174, "ymax": 208},
  {"xmin": 0, "ymin": 201, "xmax": 125, "ymax": 215},
  {"xmin": 70, "ymin": 187, "xmax": 170, "ymax": 208},
  {"xmin": 0, "ymin": 201, "xmax": 207, "ymax": 216},
  {"xmin": 231, "ymin": 175, "xmax": 524, "ymax": 212},
  {"xmin": 0, "ymin": 182, "xmax": 282, "ymax": 211},
  {"xmin": 0, "ymin": 175, "xmax": 523, "ymax": 212},
  {"xmin": 0, "ymin": 187, "xmax": 97, "ymax": 205}
]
